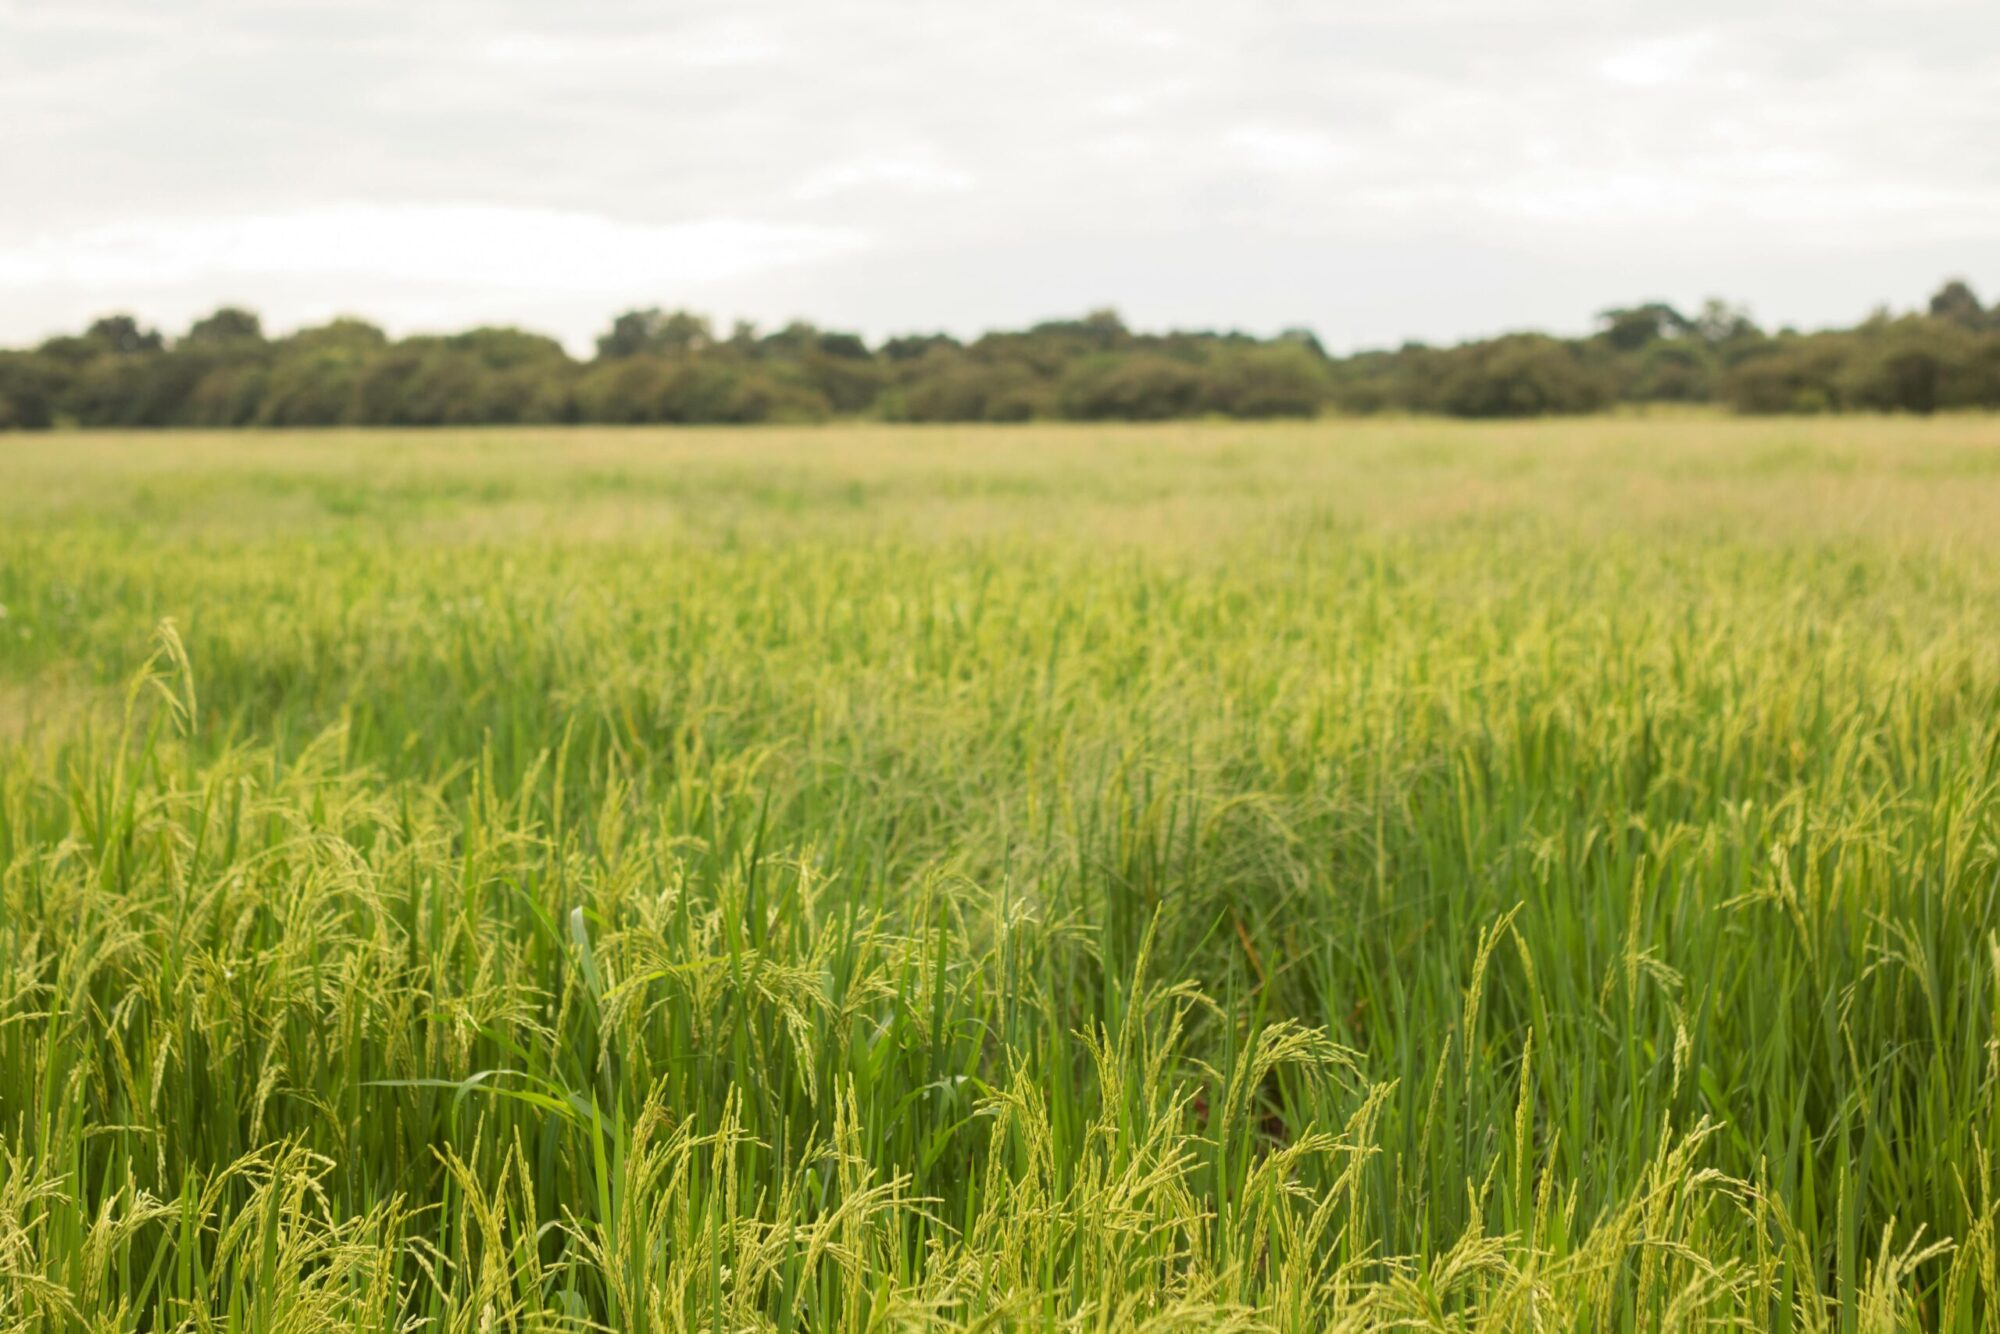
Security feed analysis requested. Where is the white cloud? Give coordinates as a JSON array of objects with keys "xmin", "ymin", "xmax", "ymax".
[
  {"xmin": 1596, "ymin": 32, "xmax": 1717, "ymax": 87},
  {"xmin": 477, "ymin": 21, "xmax": 784, "ymax": 73},
  {"xmin": 0, "ymin": 205, "xmax": 863, "ymax": 297},
  {"xmin": 1223, "ymin": 124, "xmax": 1351, "ymax": 174},
  {"xmin": 791, "ymin": 157, "xmax": 976, "ymax": 202},
  {"xmin": 1, "ymin": 0, "xmax": 1996, "ymax": 347}
]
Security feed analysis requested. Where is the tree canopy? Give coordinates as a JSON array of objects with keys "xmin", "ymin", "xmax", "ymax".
[{"xmin": 3, "ymin": 279, "xmax": 1995, "ymax": 430}]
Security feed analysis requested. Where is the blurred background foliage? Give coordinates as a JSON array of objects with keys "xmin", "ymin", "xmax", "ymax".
[{"xmin": 3, "ymin": 279, "xmax": 1997, "ymax": 431}]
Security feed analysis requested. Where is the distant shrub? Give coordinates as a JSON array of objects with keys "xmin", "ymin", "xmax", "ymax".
[
  {"xmin": 3, "ymin": 277, "xmax": 1994, "ymax": 428},
  {"xmin": 889, "ymin": 358, "xmax": 1051, "ymax": 422},
  {"xmin": 1432, "ymin": 335, "xmax": 1612, "ymax": 417},
  {"xmin": 1721, "ymin": 336, "xmax": 1845, "ymax": 414},
  {"xmin": 1628, "ymin": 341, "xmax": 1716, "ymax": 403},
  {"xmin": 0, "ymin": 353, "xmax": 63, "ymax": 430},
  {"xmin": 1199, "ymin": 344, "xmax": 1328, "ymax": 418},
  {"xmin": 1057, "ymin": 354, "xmax": 1205, "ymax": 420},
  {"xmin": 1840, "ymin": 318, "xmax": 1995, "ymax": 414}
]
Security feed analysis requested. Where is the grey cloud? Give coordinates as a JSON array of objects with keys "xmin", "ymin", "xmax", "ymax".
[{"xmin": 1, "ymin": 0, "xmax": 1995, "ymax": 349}]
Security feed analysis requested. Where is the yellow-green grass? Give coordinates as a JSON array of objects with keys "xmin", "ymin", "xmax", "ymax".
[{"xmin": 3, "ymin": 417, "xmax": 1999, "ymax": 1329}]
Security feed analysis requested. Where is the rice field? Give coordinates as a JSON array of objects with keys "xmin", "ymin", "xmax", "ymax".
[{"xmin": 3, "ymin": 416, "xmax": 2000, "ymax": 1330}]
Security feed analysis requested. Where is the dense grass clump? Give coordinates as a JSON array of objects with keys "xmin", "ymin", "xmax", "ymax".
[{"xmin": 2, "ymin": 418, "xmax": 1999, "ymax": 1329}]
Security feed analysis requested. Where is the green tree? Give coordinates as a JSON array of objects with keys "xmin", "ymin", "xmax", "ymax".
[
  {"xmin": 182, "ymin": 306, "xmax": 266, "ymax": 349},
  {"xmin": 1722, "ymin": 336, "xmax": 1848, "ymax": 414},
  {"xmin": 595, "ymin": 308, "xmax": 712, "ymax": 359},
  {"xmin": 0, "ymin": 352, "xmax": 65, "ymax": 429},
  {"xmin": 1928, "ymin": 279, "xmax": 1987, "ymax": 331},
  {"xmin": 1841, "ymin": 317, "xmax": 1993, "ymax": 414},
  {"xmin": 1057, "ymin": 353, "xmax": 1204, "ymax": 420},
  {"xmin": 253, "ymin": 321, "xmax": 391, "ymax": 426},
  {"xmin": 1691, "ymin": 300, "xmax": 1763, "ymax": 358},
  {"xmin": 1628, "ymin": 340, "xmax": 1716, "ymax": 403},
  {"xmin": 1597, "ymin": 302, "xmax": 1691, "ymax": 352},
  {"xmin": 83, "ymin": 314, "xmax": 165, "ymax": 356},
  {"xmin": 1434, "ymin": 335, "xmax": 1612, "ymax": 417},
  {"xmin": 1199, "ymin": 344, "xmax": 1328, "ymax": 418},
  {"xmin": 888, "ymin": 356, "xmax": 1049, "ymax": 422}
]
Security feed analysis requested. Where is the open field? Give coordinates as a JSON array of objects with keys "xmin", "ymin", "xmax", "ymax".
[{"xmin": 4, "ymin": 417, "xmax": 2000, "ymax": 1329}]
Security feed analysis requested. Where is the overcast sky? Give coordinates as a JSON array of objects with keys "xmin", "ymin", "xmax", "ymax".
[{"xmin": 3, "ymin": 0, "xmax": 1996, "ymax": 353}]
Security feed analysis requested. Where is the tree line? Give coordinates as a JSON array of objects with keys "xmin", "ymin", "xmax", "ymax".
[{"xmin": 2, "ymin": 279, "xmax": 1995, "ymax": 430}]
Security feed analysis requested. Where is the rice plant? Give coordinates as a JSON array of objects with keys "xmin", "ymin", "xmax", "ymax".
[{"xmin": 2, "ymin": 417, "xmax": 1998, "ymax": 1330}]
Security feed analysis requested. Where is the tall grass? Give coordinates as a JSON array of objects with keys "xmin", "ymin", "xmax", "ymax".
[{"xmin": 2, "ymin": 419, "xmax": 1999, "ymax": 1329}]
